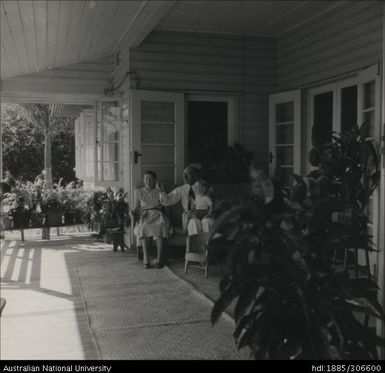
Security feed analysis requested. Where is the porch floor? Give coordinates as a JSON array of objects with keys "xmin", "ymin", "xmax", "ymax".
[{"xmin": 1, "ymin": 228, "xmax": 246, "ymax": 360}]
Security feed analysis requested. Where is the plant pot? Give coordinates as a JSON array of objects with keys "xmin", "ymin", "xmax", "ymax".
[
  {"xmin": 64, "ymin": 211, "xmax": 76, "ymax": 225},
  {"xmin": 30, "ymin": 214, "xmax": 46, "ymax": 228},
  {"xmin": 104, "ymin": 217, "xmax": 119, "ymax": 229},
  {"xmin": 74, "ymin": 211, "xmax": 83, "ymax": 224},
  {"xmin": 11, "ymin": 208, "xmax": 31, "ymax": 229},
  {"xmin": 45, "ymin": 210, "xmax": 64, "ymax": 227}
]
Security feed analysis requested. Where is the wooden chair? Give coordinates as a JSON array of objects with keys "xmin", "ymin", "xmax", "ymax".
[{"xmin": 185, "ymin": 233, "xmax": 211, "ymax": 278}]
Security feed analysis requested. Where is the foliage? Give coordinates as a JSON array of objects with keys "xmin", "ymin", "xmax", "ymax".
[
  {"xmin": 308, "ymin": 123, "xmax": 380, "ymax": 211},
  {"xmin": 210, "ymin": 125, "xmax": 383, "ymax": 360},
  {"xmin": 1, "ymin": 104, "xmax": 44, "ymax": 181},
  {"xmin": 99, "ymin": 187, "xmax": 130, "ymax": 229},
  {"xmin": 2, "ymin": 175, "xmax": 89, "ymax": 228},
  {"xmin": 51, "ymin": 121, "xmax": 76, "ymax": 183},
  {"xmin": 81, "ymin": 187, "xmax": 130, "ymax": 238},
  {"xmin": 1, "ymin": 103, "xmax": 76, "ymax": 184}
]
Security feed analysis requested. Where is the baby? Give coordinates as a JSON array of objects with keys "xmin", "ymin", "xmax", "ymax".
[{"xmin": 189, "ymin": 179, "xmax": 213, "ymax": 220}]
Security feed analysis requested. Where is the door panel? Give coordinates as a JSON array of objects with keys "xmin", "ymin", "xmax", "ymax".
[{"xmin": 130, "ymin": 90, "xmax": 184, "ymax": 205}]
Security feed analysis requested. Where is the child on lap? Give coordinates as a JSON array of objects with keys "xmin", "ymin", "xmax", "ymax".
[{"xmin": 183, "ymin": 179, "xmax": 213, "ymax": 231}]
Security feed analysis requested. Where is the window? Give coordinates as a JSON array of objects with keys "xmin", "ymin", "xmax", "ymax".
[
  {"xmin": 340, "ymin": 85, "xmax": 357, "ymax": 132},
  {"xmin": 96, "ymin": 101, "xmax": 121, "ymax": 183},
  {"xmin": 268, "ymin": 90, "xmax": 301, "ymax": 185},
  {"xmin": 75, "ymin": 109, "xmax": 95, "ymax": 181},
  {"xmin": 84, "ymin": 110, "xmax": 95, "ymax": 179},
  {"xmin": 308, "ymin": 78, "xmax": 359, "ymax": 172},
  {"xmin": 312, "ymin": 91, "xmax": 333, "ymax": 147},
  {"xmin": 74, "ymin": 117, "xmax": 82, "ymax": 178}
]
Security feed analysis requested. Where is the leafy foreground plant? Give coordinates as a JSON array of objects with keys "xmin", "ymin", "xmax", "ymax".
[{"xmin": 210, "ymin": 125, "xmax": 384, "ymax": 360}]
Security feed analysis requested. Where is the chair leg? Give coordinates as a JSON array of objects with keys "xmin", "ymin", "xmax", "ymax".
[
  {"xmin": 184, "ymin": 260, "xmax": 189, "ymax": 274},
  {"xmin": 332, "ymin": 249, "xmax": 337, "ymax": 266},
  {"xmin": 364, "ymin": 248, "xmax": 371, "ymax": 280},
  {"xmin": 205, "ymin": 250, "xmax": 208, "ymax": 278},
  {"xmin": 186, "ymin": 236, "xmax": 190, "ymax": 252}
]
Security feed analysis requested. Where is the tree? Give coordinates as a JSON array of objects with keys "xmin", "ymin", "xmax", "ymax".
[
  {"xmin": 1, "ymin": 104, "xmax": 44, "ymax": 181},
  {"xmin": 51, "ymin": 119, "xmax": 76, "ymax": 183},
  {"xmin": 21, "ymin": 104, "xmax": 54, "ymax": 187},
  {"xmin": 1, "ymin": 103, "xmax": 76, "ymax": 184}
]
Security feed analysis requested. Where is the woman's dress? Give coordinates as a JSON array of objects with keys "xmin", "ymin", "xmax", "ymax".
[{"xmin": 133, "ymin": 187, "xmax": 170, "ymax": 239}]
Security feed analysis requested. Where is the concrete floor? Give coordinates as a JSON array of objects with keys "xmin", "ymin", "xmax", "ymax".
[
  {"xmin": 0, "ymin": 227, "xmax": 239, "ymax": 360},
  {"xmin": 1, "ymin": 227, "xmax": 101, "ymax": 359}
]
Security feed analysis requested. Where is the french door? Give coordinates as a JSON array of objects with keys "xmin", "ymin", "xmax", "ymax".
[
  {"xmin": 130, "ymin": 90, "xmax": 185, "ymax": 205},
  {"xmin": 357, "ymin": 65, "xmax": 381, "ymax": 279},
  {"xmin": 268, "ymin": 90, "xmax": 301, "ymax": 185},
  {"xmin": 307, "ymin": 65, "xmax": 381, "ymax": 278}
]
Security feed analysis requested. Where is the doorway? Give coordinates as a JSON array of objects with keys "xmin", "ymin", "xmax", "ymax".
[{"xmin": 186, "ymin": 95, "xmax": 235, "ymax": 182}]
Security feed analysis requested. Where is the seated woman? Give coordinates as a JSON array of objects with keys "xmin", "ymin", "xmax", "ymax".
[
  {"xmin": 185, "ymin": 179, "xmax": 214, "ymax": 236},
  {"xmin": 132, "ymin": 171, "xmax": 170, "ymax": 269}
]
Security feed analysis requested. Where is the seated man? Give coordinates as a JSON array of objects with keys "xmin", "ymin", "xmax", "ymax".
[{"xmin": 157, "ymin": 166, "xmax": 214, "ymax": 236}]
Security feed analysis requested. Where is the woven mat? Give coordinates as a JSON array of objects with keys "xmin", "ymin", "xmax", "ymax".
[{"xmin": 77, "ymin": 253, "xmax": 250, "ymax": 360}]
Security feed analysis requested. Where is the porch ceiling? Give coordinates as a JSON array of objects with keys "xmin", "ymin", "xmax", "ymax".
[
  {"xmin": 0, "ymin": 0, "xmax": 177, "ymax": 80},
  {"xmin": 49, "ymin": 104, "xmax": 91, "ymax": 118},
  {"xmin": 156, "ymin": 1, "xmax": 342, "ymax": 36},
  {"xmin": 0, "ymin": 0, "xmax": 349, "ymax": 82}
]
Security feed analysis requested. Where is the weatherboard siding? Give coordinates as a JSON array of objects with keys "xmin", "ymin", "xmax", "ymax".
[
  {"xmin": 276, "ymin": 1, "xmax": 383, "ymax": 91},
  {"xmin": 127, "ymin": 30, "xmax": 276, "ymax": 171}
]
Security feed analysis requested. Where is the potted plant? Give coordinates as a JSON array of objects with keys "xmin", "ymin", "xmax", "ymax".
[
  {"xmin": 99, "ymin": 187, "xmax": 129, "ymax": 239},
  {"xmin": 199, "ymin": 142, "xmax": 254, "ymax": 184},
  {"xmin": 30, "ymin": 205, "xmax": 45, "ymax": 228},
  {"xmin": 37, "ymin": 180, "xmax": 64, "ymax": 226},
  {"xmin": 1, "ymin": 215, "xmax": 13, "ymax": 230},
  {"xmin": 210, "ymin": 124, "xmax": 384, "ymax": 360},
  {"xmin": 3, "ymin": 181, "xmax": 33, "ymax": 229},
  {"xmin": 56, "ymin": 180, "xmax": 77, "ymax": 225}
]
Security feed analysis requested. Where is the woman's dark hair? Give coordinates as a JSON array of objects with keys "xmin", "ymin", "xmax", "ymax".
[{"xmin": 144, "ymin": 170, "xmax": 158, "ymax": 180}]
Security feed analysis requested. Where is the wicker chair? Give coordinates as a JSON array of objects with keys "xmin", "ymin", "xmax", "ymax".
[{"xmin": 184, "ymin": 233, "xmax": 211, "ymax": 278}]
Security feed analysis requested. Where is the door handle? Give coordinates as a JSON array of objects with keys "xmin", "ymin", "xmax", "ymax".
[
  {"xmin": 134, "ymin": 150, "xmax": 142, "ymax": 164},
  {"xmin": 269, "ymin": 152, "xmax": 274, "ymax": 164}
]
